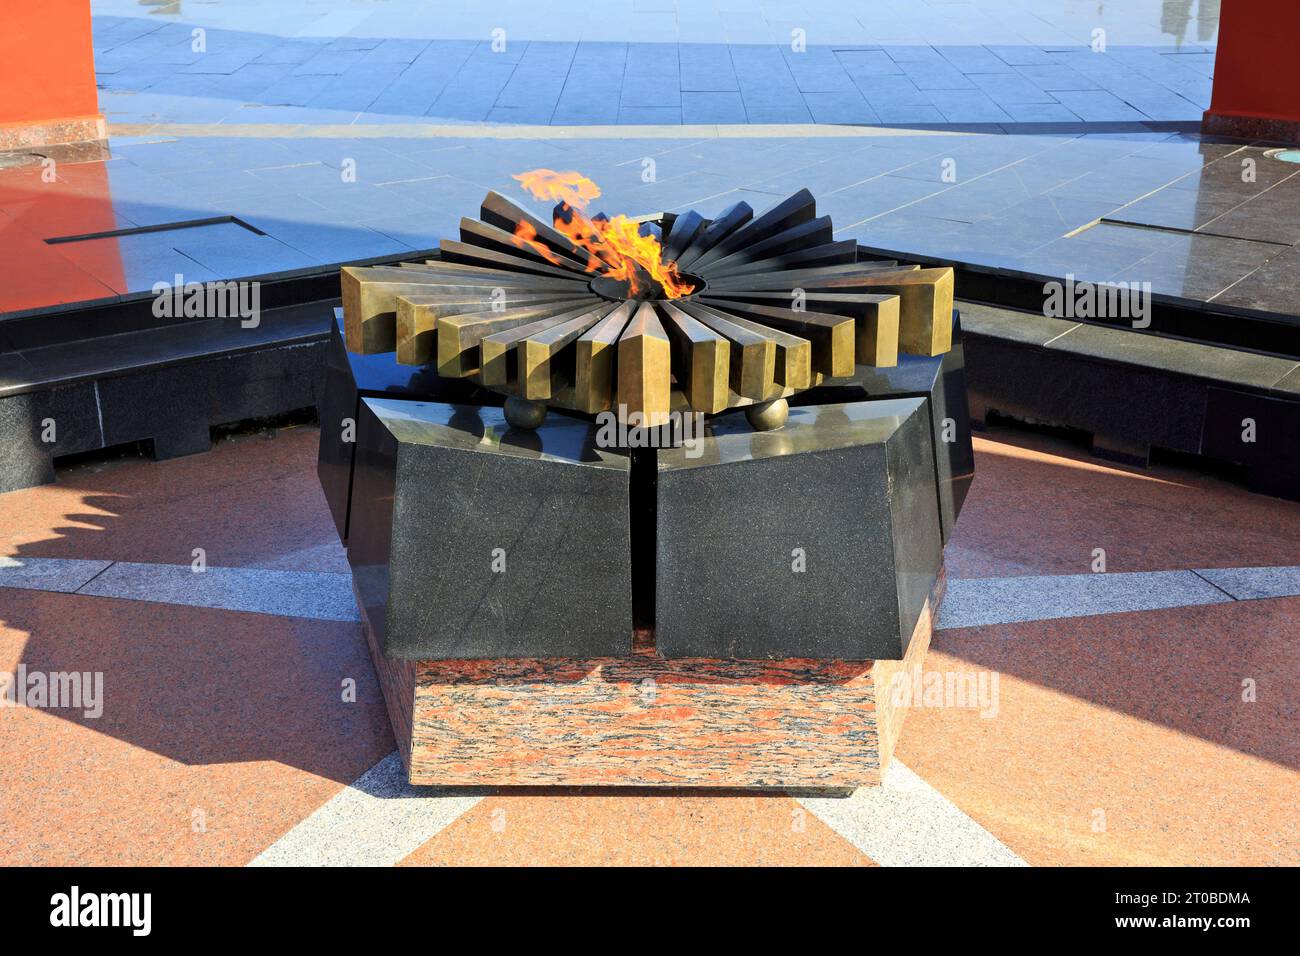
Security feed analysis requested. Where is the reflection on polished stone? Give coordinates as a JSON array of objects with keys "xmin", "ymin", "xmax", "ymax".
[{"xmin": 14, "ymin": 128, "xmax": 1300, "ymax": 324}]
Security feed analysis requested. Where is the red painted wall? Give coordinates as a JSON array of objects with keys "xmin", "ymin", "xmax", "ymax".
[
  {"xmin": 1208, "ymin": 0, "xmax": 1300, "ymax": 124},
  {"xmin": 0, "ymin": 0, "xmax": 100, "ymax": 126}
]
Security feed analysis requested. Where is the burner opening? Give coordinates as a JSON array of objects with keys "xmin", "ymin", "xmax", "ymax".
[{"xmin": 589, "ymin": 270, "xmax": 706, "ymax": 303}]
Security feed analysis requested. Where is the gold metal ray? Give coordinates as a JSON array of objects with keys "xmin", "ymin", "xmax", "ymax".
[
  {"xmin": 519, "ymin": 304, "xmax": 614, "ymax": 400},
  {"xmin": 436, "ymin": 298, "xmax": 598, "ymax": 377},
  {"xmin": 659, "ymin": 302, "xmax": 731, "ymax": 413},
  {"xmin": 701, "ymin": 298, "xmax": 853, "ymax": 378},
  {"xmin": 397, "ymin": 292, "xmax": 582, "ymax": 366},
  {"xmin": 574, "ymin": 302, "xmax": 634, "ymax": 414},
  {"xmin": 616, "ymin": 302, "xmax": 672, "ymax": 427},
  {"xmin": 680, "ymin": 302, "xmax": 777, "ymax": 401}
]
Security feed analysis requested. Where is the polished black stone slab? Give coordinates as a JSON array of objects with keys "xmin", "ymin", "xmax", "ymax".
[
  {"xmin": 1046, "ymin": 320, "xmax": 1298, "ymax": 390},
  {"xmin": 0, "ymin": 392, "xmax": 57, "ymax": 491},
  {"xmin": 961, "ymin": 301, "xmax": 1300, "ymax": 501},
  {"xmin": 952, "ymin": 302, "xmax": 1078, "ymax": 346},
  {"xmin": 965, "ymin": 327, "xmax": 1208, "ymax": 461},
  {"xmin": 0, "ymin": 304, "xmax": 331, "ymax": 493},
  {"xmin": 655, "ymin": 398, "xmax": 942, "ymax": 661},
  {"xmin": 0, "ymin": 300, "xmax": 328, "ymax": 399},
  {"xmin": 347, "ymin": 398, "xmax": 633, "ymax": 659},
  {"xmin": 99, "ymin": 336, "xmax": 325, "ymax": 453},
  {"xmin": 0, "ymin": 381, "xmax": 103, "ymax": 492},
  {"xmin": 0, "ymin": 256, "xmax": 359, "ymax": 351},
  {"xmin": 1202, "ymin": 387, "xmax": 1300, "ymax": 501},
  {"xmin": 793, "ymin": 311, "xmax": 974, "ymax": 543}
]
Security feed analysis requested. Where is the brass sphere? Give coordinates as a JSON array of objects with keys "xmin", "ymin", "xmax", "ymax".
[
  {"xmin": 745, "ymin": 398, "xmax": 789, "ymax": 431},
  {"xmin": 503, "ymin": 396, "xmax": 547, "ymax": 430}
]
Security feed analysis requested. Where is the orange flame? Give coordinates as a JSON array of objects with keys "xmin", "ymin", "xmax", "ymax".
[
  {"xmin": 512, "ymin": 219, "xmax": 564, "ymax": 266},
  {"xmin": 510, "ymin": 168, "xmax": 696, "ymax": 299}
]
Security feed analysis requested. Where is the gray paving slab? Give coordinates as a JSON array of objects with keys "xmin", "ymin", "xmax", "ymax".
[{"xmin": 88, "ymin": 2, "xmax": 1219, "ymax": 127}]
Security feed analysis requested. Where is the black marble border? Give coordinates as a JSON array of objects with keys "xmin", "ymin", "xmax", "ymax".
[
  {"xmin": 0, "ymin": 301, "xmax": 333, "ymax": 493},
  {"xmin": 962, "ymin": 304, "xmax": 1300, "ymax": 501}
]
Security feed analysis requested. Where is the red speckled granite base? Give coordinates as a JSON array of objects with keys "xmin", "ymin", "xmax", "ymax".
[
  {"xmin": 358, "ymin": 570, "xmax": 943, "ymax": 789},
  {"xmin": 0, "ymin": 115, "xmax": 106, "ymax": 151},
  {"xmin": 1201, "ymin": 110, "xmax": 1300, "ymax": 146}
]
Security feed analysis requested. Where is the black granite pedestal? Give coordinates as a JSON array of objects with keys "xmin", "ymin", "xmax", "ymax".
[
  {"xmin": 347, "ymin": 398, "xmax": 633, "ymax": 659},
  {"xmin": 792, "ymin": 312, "xmax": 973, "ymax": 543},
  {"xmin": 655, "ymin": 398, "xmax": 943, "ymax": 661},
  {"xmin": 322, "ymin": 303, "xmax": 965, "ymax": 664},
  {"xmin": 321, "ymin": 337, "xmax": 962, "ymax": 787}
]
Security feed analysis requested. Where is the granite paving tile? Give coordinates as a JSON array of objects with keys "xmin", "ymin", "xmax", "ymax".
[
  {"xmin": 1012, "ymin": 64, "xmax": 1099, "ymax": 91},
  {"xmin": 967, "ymin": 73, "xmax": 1060, "ymax": 105},
  {"xmin": 902, "ymin": 599, "xmax": 1300, "ymax": 865},
  {"xmin": 1209, "ymin": 246, "xmax": 1300, "ymax": 315},
  {"xmin": 935, "ymin": 46, "xmax": 1014, "ymax": 74},
  {"xmin": 999, "ymin": 102, "xmax": 1083, "ymax": 123},
  {"xmin": 799, "ymin": 762, "xmax": 1026, "ymax": 866},
  {"xmin": 1196, "ymin": 186, "xmax": 1300, "ymax": 246},
  {"xmin": 946, "ymin": 434, "xmax": 1300, "ymax": 580},
  {"xmin": 926, "ymin": 91, "xmax": 1014, "ymax": 123},
  {"xmin": 402, "ymin": 791, "xmax": 871, "ymax": 866},
  {"xmin": 251, "ymin": 752, "xmax": 481, "ymax": 866},
  {"xmin": 1050, "ymin": 90, "xmax": 1149, "ymax": 122},
  {"xmin": 941, "ymin": 567, "xmax": 1232, "ymax": 634},
  {"xmin": 897, "ymin": 58, "xmax": 975, "ymax": 91},
  {"xmin": 76, "ymin": 562, "xmax": 358, "ymax": 622},
  {"xmin": 1124, "ymin": 231, "xmax": 1287, "ymax": 301},
  {"xmin": 0, "ymin": 590, "xmax": 392, "ymax": 864},
  {"xmin": 801, "ymin": 91, "xmax": 879, "ymax": 125},
  {"xmin": 985, "ymin": 45, "xmax": 1058, "ymax": 67},
  {"xmin": 823, "ymin": 174, "xmax": 951, "ymax": 226},
  {"xmin": 1104, "ymin": 187, "xmax": 1249, "ymax": 232},
  {"xmin": 870, "ymin": 103, "xmax": 947, "ymax": 124},
  {"xmin": 743, "ymin": 104, "xmax": 814, "ymax": 124},
  {"xmin": 836, "ymin": 50, "xmax": 905, "ymax": 78},
  {"xmin": 681, "ymin": 91, "xmax": 748, "ymax": 124},
  {"xmin": 855, "ymin": 74, "xmax": 932, "ymax": 106}
]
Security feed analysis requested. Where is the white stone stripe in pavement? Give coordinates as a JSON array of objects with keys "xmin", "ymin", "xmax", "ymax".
[
  {"xmin": 937, "ymin": 570, "xmax": 1234, "ymax": 630},
  {"xmin": 1195, "ymin": 565, "xmax": 1300, "ymax": 601},
  {"xmin": 258, "ymin": 752, "xmax": 1013, "ymax": 867},
  {"xmin": 6, "ymin": 558, "xmax": 1300, "ymax": 629},
  {"xmin": 800, "ymin": 760, "xmax": 1028, "ymax": 867},
  {"xmin": 0, "ymin": 556, "xmax": 357, "ymax": 622},
  {"xmin": 77, "ymin": 561, "xmax": 359, "ymax": 622},
  {"xmin": 248, "ymin": 751, "xmax": 483, "ymax": 867},
  {"xmin": 0, "ymin": 555, "xmax": 111, "ymax": 592},
  {"xmin": 110, "ymin": 121, "xmax": 964, "ymax": 140}
]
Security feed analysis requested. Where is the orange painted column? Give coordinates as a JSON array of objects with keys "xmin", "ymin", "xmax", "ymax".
[
  {"xmin": 0, "ymin": 0, "xmax": 105, "ymax": 149},
  {"xmin": 1203, "ymin": 0, "xmax": 1300, "ymax": 142}
]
